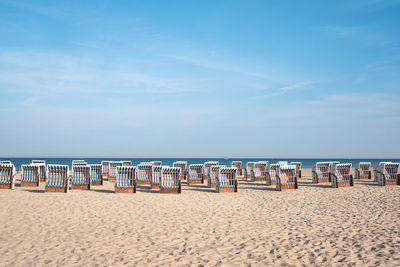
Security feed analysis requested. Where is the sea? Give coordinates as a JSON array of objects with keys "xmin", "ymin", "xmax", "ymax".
[{"xmin": 1, "ymin": 158, "xmax": 399, "ymax": 170}]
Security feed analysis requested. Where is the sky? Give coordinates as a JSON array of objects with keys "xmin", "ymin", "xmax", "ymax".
[{"xmin": 0, "ymin": 0, "xmax": 399, "ymax": 158}]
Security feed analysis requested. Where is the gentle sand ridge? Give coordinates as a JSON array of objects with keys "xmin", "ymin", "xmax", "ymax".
[{"xmin": 0, "ymin": 168, "xmax": 399, "ymax": 266}]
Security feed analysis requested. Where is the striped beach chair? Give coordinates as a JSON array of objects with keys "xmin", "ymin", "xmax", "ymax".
[
  {"xmin": 312, "ymin": 162, "xmax": 331, "ymax": 183},
  {"xmin": 375, "ymin": 162, "xmax": 399, "ymax": 186},
  {"xmin": 45, "ymin": 165, "xmax": 69, "ymax": 193},
  {"xmin": 251, "ymin": 161, "xmax": 268, "ymax": 182},
  {"xmin": 151, "ymin": 165, "xmax": 163, "ymax": 189},
  {"xmin": 101, "ymin": 161, "xmax": 110, "ymax": 180},
  {"xmin": 32, "ymin": 160, "xmax": 46, "ymax": 182},
  {"xmin": 244, "ymin": 162, "xmax": 256, "ymax": 180},
  {"xmin": 136, "ymin": 162, "xmax": 153, "ymax": 185},
  {"xmin": 173, "ymin": 161, "xmax": 188, "ymax": 180},
  {"xmin": 230, "ymin": 161, "xmax": 242, "ymax": 176},
  {"xmin": 115, "ymin": 166, "xmax": 136, "ymax": 193},
  {"xmin": 290, "ymin": 162, "xmax": 302, "ymax": 178},
  {"xmin": 108, "ymin": 161, "xmax": 122, "ymax": 182},
  {"xmin": 208, "ymin": 165, "xmax": 225, "ymax": 188},
  {"xmin": 355, "ymin": 162, "xmax": 371, "ymax": 180},
  {"xmin": 276, "ymin": 165, "xmax": 298, "ymax": 191},
  {"xmin": 216, "ymin": 167, "xmax": 237, "ymax": 193},
  {"xmin": 160, "ymin": 167, "xmax": 181, "ymax": 193},
  {"xmin": 330, "ymin": 163, "xmax": 353, "ymax": 188},
  {"xmin": 203, "ymin": 161, "xmax": 219, "ymax": 181},
  {"xmin": 373, "ymin": 162, "xmax": 391, "ymax": 182},
  {"xmin": 152, "ymin": 161, "xmax": 162, "ymax": 166},
  {"xmin": 187, "ymin": 164, "xmax": 204, "ymax": 185},
  {"xmin": 122, "ymin": 161, "xmax": 132, "ymax": 166},
  {"xmin": 266, "ymin": 163, "xmax": 280, "ymax": 185},
  {"xmin": 90, "ymin": 164, "xmax": 103, "ymax": 186},
  {"xmin": 0, "ymin": 163, "xmax": 16, "ymax": 189},
  {"xmin": 71, "ymin": 165, "xmax": 91, "ymax": 190},
  {"xmin": 21, "ymin": 164, "xmax": 40, "ymax": 187}
]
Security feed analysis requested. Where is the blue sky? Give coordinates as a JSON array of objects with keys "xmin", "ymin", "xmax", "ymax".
[{"xmin": 0, "ymin": 0, "xmax": 399, "ymax": 157}]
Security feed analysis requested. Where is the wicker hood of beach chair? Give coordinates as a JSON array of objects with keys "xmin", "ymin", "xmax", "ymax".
[
  {"xmin": 45, "ymin": 164, "xmax": 69, "ymax": 193},
  {"xmin": 160, "ymin": 167, "xmax": 181, "ymax": 194}
]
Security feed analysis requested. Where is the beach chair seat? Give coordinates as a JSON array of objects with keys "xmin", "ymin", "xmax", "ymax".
[
  {"xmin": 330, "ymin": 163, "xmax": 353, "ymax": 188},
  {"xmin": 173, "ymin": 161, "xmax": 188, "ymax": 180},
  {"xmin": 108, "ymin": 161, "xmax": 122, "ymax": 182},
  {"xmin": 216, "ymin": 167, "xmax": 237, "ymax": 193},
  {"xmin": 115, "ymin": 166, "xmax": 136, "ymax": 193},
  {"xmin": 151, "ymin": 166, "xmax": 162, "ymax": 189},
  {"xmin": 203, "ymin": 161, "xmax": 219, "ymax": 181},
  {"xmin": 136, "ymin": 163, "xmax": 152, "ymax": 186},
  {"xmin": 230, "ymin": 161, "xmax": 242, "ymax": 176},
  {"xmin": 188, "ymin": 164, "xmax": 204, "ymax": 185},
  {"xmin": 276, "ymin": 165, "xmax": 298, "ymax": 191},
  {"xmin": 45, "ymin": 165, "xmax": 69, "ymax": 193},
  {"xmin": 90, "ymin": 164, "xmax": 103, "ymax": 186},
  {"xmin": 160, "ymin": 167, "xmax": 181, "ymax": 193},
  {"xmin": 208, "ymin": 165, "xmax": 225, "ymax": 188},
  {"xmin": 355, "ymin": 162, "xmax": 371, "ymax": 180},
  {"xmin": 0, "ymin": 163, "xmax": 16, "ymax": 189},
  {"xmin": 375, "ymin": 163, "xmax": 400, "ymax": 186},
  {"xmin": 21, "ymin": 164, "xmax": 40, "ymax": 187},
  {"xmin": 312, "ymin": 162, "xmax": 332, "ymax": 183},
  {"xmin": 71, "ymin": 165, "xmax": 91, "ymax": 190},
  {"xmin": 266, "ymin": 163, "xmax": 279, "ymax": 185},
  {"xmin": 101, "ymin": 161, "xmax": 110, "ymax": 180},
  {"xmin": 251, "ymin": 161, "xmax": 268, "ymax": 182},
  {"xmin": 290, "ymin": 162, "xmax": 302, "ymax": 178}
]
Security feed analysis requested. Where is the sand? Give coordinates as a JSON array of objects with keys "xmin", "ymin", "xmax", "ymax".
[{"xmin": 0, "ymin": 168, "xmax": 399, "ymax": 266}]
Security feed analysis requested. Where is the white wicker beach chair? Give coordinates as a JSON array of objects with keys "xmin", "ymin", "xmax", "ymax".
[
  {"xmin": 173, "ymin": 161, "xmax": 188, "ymax": 180},
  {"xmin": 90, "ymin": 164, "xmax": 103, "ymax": 186},
  {"xmin": 187, "ymin": 164, "xmax": 204, "ymax": 185},
  {"xmin": 289, "ymin": 162, "xmax": 302, "ymax": 178},
  {"xmin": 32, "ymin": 160, "xmax": 46, "ymax": 182},
  {"xmin": 71, "ymin": 165, "xmax": 91, "ymax": 190},
  {"xmin": 45, "ymin": 164, "xmax": 69, "ymax": 193},
  {"xmin": 151, "ymin": 165, "xmax": 163, "ymax": 189},
  {"xmin": 251, "ymin": 161, "xmax": 268, "ymax": 182},
  {"xmin": 21, "ymin": 164, "xmax": 40, "ymax": 187},
  {"xmin": 216, "ymin": 167, "xmax": 237, "ymax": 193},
  {"xmin": 108, "ymin": 161, "xmax": 122, "ymax": 182},
  {"xmin": 276, "ymin": 164, "xmax": 298, "ymax": 191},
  {"xmin": 160, "ymin": 167, "xmax": 181, "ymax": 193},
  {"xmin": 230, "ymin": 161, "xmax": 242, "ymax": 176},
  {"xmin": 136, "ymin": 162, "xmax": 153, "ymax": 186},
  {"xmin": 330, "ymin": 163, "xmax": 353, "ymax": 188},
  {"xmin": 115, "ymin": 166, "xmax": 136, "ymax": 193},
  {"xmin": 244, "ymin": 162, "xmax": 256, "ymax": 180},
  {"xmin": 266, "ymin": 163, "xmax": 280, "ymax": 185},
  {"xmin": 208, "ymin": 165, "xmax": 226, "ymax": 188},
  {"xmin": 375, "ymin": 162, "xmax": 399, "ymax": 186},
  {"xmin": 203, "ymin": 161, "xmax": 219, "ymax": 180},
  {"xmin": 354, "ymin": 162, "xmax": 371, "ymax": 180},
  {"xmin": 0, "ymin": 162, "xmax": 16, "ymax": 189},
  {"xmin": 101, "ymin": 161, "xmax": 110, "ymax": 180},
  {"xmin": 312, "ymin": 162, "xmax": 332, "ymax": 183}
]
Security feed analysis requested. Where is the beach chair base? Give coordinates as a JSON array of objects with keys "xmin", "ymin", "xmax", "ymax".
[
  {"xmin": 71, "ymin": 184, "xmax": 90, "ymax": 190},
  {"xmin": 115, "ymin": 186, "xmax": 136, "ymax": 193},
  {"xmin": 160, "ymin": 187, "xmax": 181, "ymax": 194},
  {"xmin": 359, "ymin": 175, "xmax": 370, "ymax": 180},
  {"xmin": 254, "ymin": 176, "xmax": 266, "ymax": 182},
  {"xmin": 45, "ymin": 186, "xmax": 68, "ymax": 193},
  {"xmin": 335, "ymin": 181, "xmax": 352, "ymax": 188},
  {"xmin": 91, "ymin": 180, "xmax": 103, "ymax": 186},
  {"xmin": 188, "ymin": 179, "xmax": 203, "ymax": 185},
  {"xmin": 217, "ymin": 185, "xmax": 237, "ymax": 193},
  {"xmin": 21, "ymin": 181, "xmax": 39, "ymax": 187},
  {"xmin": 0, "ymin": 183, "xmax": 13, "ymax": 189},
  {"xmin": 151, "ymin": 184, "xmax": 160, "ymax": 189},
  {"xmin": 208, "ymin": 182, "xmax": 216, "ymax": 188},
  {"xmin": 317, "ymin": 178, "xmax": 330, "ymax": 183},
  {"xmin": 277, "ymin": 183, "xmax": 298, "ymax": 191},
  {"xmin": 384, "ymin": 179, "xmax": 399, "ymax": 186},
  {"xmin": 136, "ymin": 180, "xmax": 151, "ymax": 186},
  {"xmin": 108, "ymin": 175, "xmax": 116, "ymax": 182}
]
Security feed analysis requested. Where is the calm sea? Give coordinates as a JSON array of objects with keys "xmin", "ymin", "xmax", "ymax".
[{"xmin": 1, "ymin": 158, "xmax": 399, "ymax": 170}]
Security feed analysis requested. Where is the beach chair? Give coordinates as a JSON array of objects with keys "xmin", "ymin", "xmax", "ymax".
[
  {"xmin": 312, "ymin": 162, "xmax": 331, "ymax": 183},
  {"xmin": 160, "ymin": 167, "xmax": 181, "ymax": 193},
  {"xmin": 203, "ymin": 161, "xmax": 219, "ymax": 181},
  {"xmin": 244, "ymin": 162, "xmax": 256, "ymax": 180},
  {"xmin": 265, "ymin": 163, "xmax": 279, "ymax": 185},
  {"xmin": 173, "ymin": 161, "xmax": 188, "ymax": 180},
  {"xmin": 330, "ymin": 163, "xmax": 353, "ymax": 188},
  {"xmin": 136, "ymin": 162, "xmax": 152, "ymax": 185},
  {"xmin": 32, "ymin": 160, "xmax": 46, "ymax": 182},
  {"xmin": 290, "ymin": 162, "xmax": 302, "ymax": 178},
  {"xmin": 278, "ymin": 161, "xmax": 288, "ymax": 166},
  {"xmin": 208, "ymin": 165, "xmax": 225, "ymax": 188},
  {"xmin": 187, "ymin": 164, "xmax": 204, "ymax": 185},
  {"xmin": 20, "ymin": 164, "xmax": 40, "ymax": 187},
  {"xmin": 251, "ymin": 161, "xmax": 268, "ymax": 182},
  {"xmin": 152, "ymin": 161, "xmax": 162, "ymax": 166},
  {"xmin": 108, "ymin": 161, "xmax": 122, "ymax": 182},
  {"xmin": 45, "ymin": 165, "xmax": 69, "ymax": 193},
  {"xmin": 115, "ymin": 166, "xmax": 136, "ymax": 193},
  {"xmin": 373, "ymin": 162, "xmax": 391, "ymax": 182},
  {"xmin": 71, "ymin": 165, "xmax": 91, "ymax": 190},
  {"xmin": 72, "ymin": 160, "xmax": 87, "ymax": 166},
  {"xmin": 375, "ymin": 163, "xmax": 400, "ymax": 186},
  {"xmin": 90, "ymin": 164, "xmax": 103, "ymax": 185},
  {"xmin": 122, "ymin": 161, "xmax": 132, "ymax": 166},
  {"xmin": 216, "ymin": 167, "xmax": 237, "ymax": 193},
  {"xmin": 230, "ymin": 161, "xmax": 242, "ymax": 176},
  {"xmin": 276, "ymin": 165, "xmax": 298, "ymax": 191},
  {"xmin": 0, "ymin": 163, "xmax": 16, "ymax": 189},
  {"xmin": 151, "ymin": 165, "xmax": 162, "ymax": 189},
  {"xmin": 101, "ymin": 161, "xmax": 110, "ymax": 180},
  {"xmin": 355, "ymin": 162, "xmax": 371, "ymax": 180}
]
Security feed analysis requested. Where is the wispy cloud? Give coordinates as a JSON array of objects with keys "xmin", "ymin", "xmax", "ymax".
[{"xmin": 280, "ymin": 82, "xmax": 313, "ymax": 91}]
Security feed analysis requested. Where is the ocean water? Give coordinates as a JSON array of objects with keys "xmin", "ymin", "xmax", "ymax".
[{"xmin": 1, "ymin": 157, "xmax": 399, "ymax": 170}]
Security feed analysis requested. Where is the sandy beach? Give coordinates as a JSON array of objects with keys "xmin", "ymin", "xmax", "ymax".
[{"xmin": 0, "ymin": 168, "xmax": 399, "ymax": 266}]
